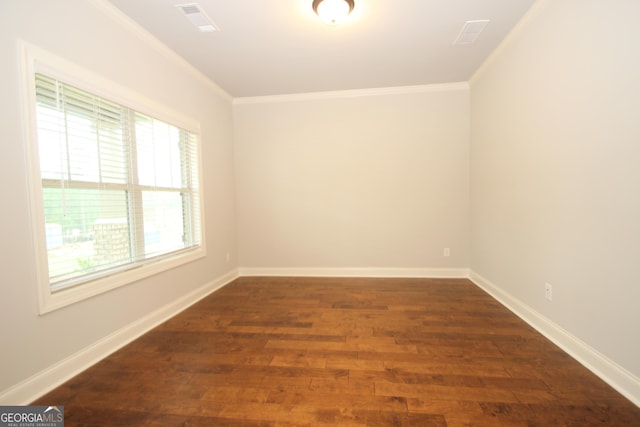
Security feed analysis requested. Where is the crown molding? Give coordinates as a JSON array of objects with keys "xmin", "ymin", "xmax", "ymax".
[
  {"xmin": 233, "ymin": 82, "xmax": 469, "ymax": 105},
  {"xmin": 470, "ymin": 0, "xmax": 547, "ymax": 87},
  {"xmin": 88, "ymin": 0, "xmax": 232, "ymax": 102}
]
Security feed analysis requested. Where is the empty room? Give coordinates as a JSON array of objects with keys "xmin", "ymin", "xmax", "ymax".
[{"xmin": 1, "ymin": 0, "xmax": 639, "ymax": 425}]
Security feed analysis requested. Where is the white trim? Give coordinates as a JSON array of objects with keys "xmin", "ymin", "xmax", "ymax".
[
  {"xmin": 87, "ymin": 0, "xmax": 232, "ymax": 102},
  {"xmin": 238, "ymin": 267, "xmax": 469, "ymax": 278},
  {"xmin": 19, "ymin": 40, "xmax": 208, "ymax": 314},
  {"xmin": 4, "ymin": 268, "xmax": 639, "ymax": 407},
  {"xmin": 469, "ymin": 0, "xmax": 546, "ymax": 87},
  {"xmin": 233, "ymin": 82, "xmax": 470, "ymax": 105},
  {"xmin": 0, "ymin": 269, "xmax": 239, "ymax": 405},
  {"xmin": 41, "ymin": 250, "xmax": 207, "ymax": 314},
  {"xmin": 22, "ymin": 41, "xmax": 200, "ymax": 133},
  {"xmin": 469, "ymin": 270, "xmax": 640, "ymax": 408}
]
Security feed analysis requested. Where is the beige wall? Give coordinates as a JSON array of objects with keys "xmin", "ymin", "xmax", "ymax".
[
  {"xmin": 233, "ymin": 87, "xmax": 470, "ymax": 273},
  {"xmin": 470, "ymin": 0, "xmax": 640, "ymax": 381},
  {"xmin": 4, "ymin": 0, "xmax": 639, "ymax": 407},
  {"xmin": 0, "ymin": 0, "xmax": 236, "ymax": 399}
]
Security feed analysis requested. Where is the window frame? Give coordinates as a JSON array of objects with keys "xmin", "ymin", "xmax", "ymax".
[{"xmin": 20, "ymin": 42, "xmax": 207, "ymax": 314}]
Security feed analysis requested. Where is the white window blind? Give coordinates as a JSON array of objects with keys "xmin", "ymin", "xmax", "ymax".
[{"xmin": 34, "ymin": 73, "xmax": 202, "ymax": 291}]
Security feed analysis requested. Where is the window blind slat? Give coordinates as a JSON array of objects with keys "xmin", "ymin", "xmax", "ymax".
[{"xmin": 34, "ymin": 73, "xmax": 201, "ymax": 290}]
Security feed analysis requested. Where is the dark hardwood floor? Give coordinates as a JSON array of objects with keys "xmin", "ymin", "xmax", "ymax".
[{"xmin": 33, "ymin": 277, "xmax": 640, "ymax": 426}]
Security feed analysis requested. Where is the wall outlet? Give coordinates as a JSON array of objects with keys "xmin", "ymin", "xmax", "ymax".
[
  {"xmin": 545, "ymin": 283, "xmax": 552, "ymax": 301},
  {"xmin": 443, "ymin": 248, "xmax": 450, "ymax": 257}
]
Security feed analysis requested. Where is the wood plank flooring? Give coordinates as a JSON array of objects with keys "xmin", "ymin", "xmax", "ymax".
[{"xmin": 33, "ymin": 277, "xmax": 640, "ymax": 426}]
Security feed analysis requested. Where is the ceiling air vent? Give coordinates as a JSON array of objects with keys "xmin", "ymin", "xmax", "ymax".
[
  {"xmin": 454, "ymin": 20, "xmax": 490, "ymax": 45},
  {"xmin": 176, "ymin": 3, "xmax": 219, "ymax": 32}
]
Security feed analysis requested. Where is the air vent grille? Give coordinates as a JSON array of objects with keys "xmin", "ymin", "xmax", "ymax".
[
  {"xmin": 176, "ymin": 3, "xmax": 219, "ymax": 32},
  {"xmin": 180, "ymin": 5, "xmax": 200, "ymax": 15},
  {"xmin": 454, "ymin": 20, "xmax": 490, "ymax": 45}
]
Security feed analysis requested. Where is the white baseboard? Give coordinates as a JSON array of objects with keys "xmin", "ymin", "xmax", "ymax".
[
  {"xmin": 469, "ymin": 270, "xmax": 640, "ymax": 408},
  {"xmin": 6, "ymin": 267, "xmax": 637, "ymax": 408},
  {"xmin": 238, "ymin": 267, "xmax": 469, "ymax": 278},
  {"xmin": 0, "ymin": 268, "xmax": 239, "ymax": 405}
]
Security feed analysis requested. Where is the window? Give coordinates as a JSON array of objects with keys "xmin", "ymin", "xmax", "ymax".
[{"xmin": 24, "ymin": 47, "xmax": 205, "ymax": 313}]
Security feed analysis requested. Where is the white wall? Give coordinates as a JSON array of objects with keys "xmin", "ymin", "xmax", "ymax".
[
  {"xmin": 0, "ymin": 0, "xmax": 236, "ymax": 402},
  {"xmin": 470, "ymin": 0, "xmax": 640, "ymax": 390},
  {"xmin": 233, "ymin": 87, "xmax": 470, "ymax": 274}
]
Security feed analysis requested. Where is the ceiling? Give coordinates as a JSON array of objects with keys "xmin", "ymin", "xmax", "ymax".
[{"xmin": 107, "ymin": 0, "xmax": 536, "ymax": 98}]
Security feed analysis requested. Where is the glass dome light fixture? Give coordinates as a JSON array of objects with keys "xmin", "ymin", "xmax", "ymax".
[{"xmin": 312, "ymin": 0, "xmax": 355, "ymax": 25}]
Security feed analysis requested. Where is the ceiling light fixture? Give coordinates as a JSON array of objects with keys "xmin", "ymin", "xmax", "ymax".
[{"xmin": 312, "ymin": 0, "xmax": 355, "ymax": 25}]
